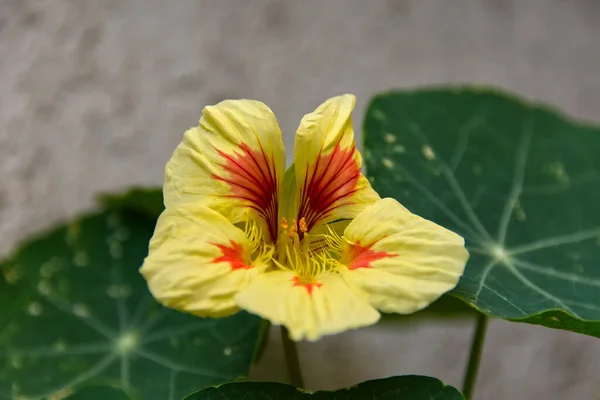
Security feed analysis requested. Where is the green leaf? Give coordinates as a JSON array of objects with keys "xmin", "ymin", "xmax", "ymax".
[
  {"xmin": 99, "ymin": 187, "xmax": 164, "ymax": 218},
  {"xmin": 364, "ymin": 87, "xmax": 600, "ymax": 337},
  {"xmin": 0, "ymin": 209, "xmax": 261, "ymax": 399},
  {"xmin": 184, "ymin": 376, "xmax": 464, "ymax": 399},
  {"xmin": 63, "ymin": 384, "xmax": 132, "ymax": 400}
]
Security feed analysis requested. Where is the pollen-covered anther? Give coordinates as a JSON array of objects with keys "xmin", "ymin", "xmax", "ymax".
[
  {"xmin": 281, "ymin": 217, "xmax": 288, "ymax": 230},
  {"xmin": 299, "ymin": 217, "xmax": 308, "ymax": 233},
  {"xmin": 289, "ymin": 219, "xmax": 298, "ymax": 238}
]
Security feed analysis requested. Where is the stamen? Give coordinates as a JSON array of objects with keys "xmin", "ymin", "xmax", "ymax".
[
  {"xmin": 289, "ymin": 219, "xmax": 298, "ymax": 238},
  {"xmin": 281, "ymin": 217, "xmax": 288, "ymax": 230},
  {"xmin": 243, "ymin": 219, "xmax": 262, "ymax": 249},
  {"xmin": 299, "ymin": 217, "xmax": 308, "ymax": 233},
  {"xmin": 242, "ymin": 219, "xmax": 275, "ymax": 266},
  {"xmin": 309, "ymin": 223, "xmax": 345, "ymax": 256}
]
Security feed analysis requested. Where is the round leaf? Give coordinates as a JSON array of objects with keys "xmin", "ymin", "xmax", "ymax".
[
  {"xmin": 364, "ymin": 87, "xmax": 600, "ymax": 337},
  {"xmin": 99, "ymin": 187, "xmax": 165, "ymax": 218},
  {"xmin": 63, "ymin": 384, "xmax": 132, "ymax": 400},
  {"xmin": 0, "ymin": 210, "xmax": 260, "ymax": 399},
  {"xmin": 185, "ymin": 376, "xmax": 464, "ymax": 399}
]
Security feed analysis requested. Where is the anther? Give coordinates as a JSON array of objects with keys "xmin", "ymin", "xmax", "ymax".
[
  {"xmin": 299, "ymin": 217, "xmax": 308, "ymax": 233},
  {"xmin": 289, "ymin": 219, "xmax": 298, "ymax": 238},
  {"xmin": 281, "ymin": 217, "xmax": 288, "ymax": 230}
]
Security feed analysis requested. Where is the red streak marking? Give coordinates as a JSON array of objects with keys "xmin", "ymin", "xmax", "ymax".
[
  {"xmin": 346, "ymin": 242, "xmax": 394, "ymax": 270},
  {"xmin": 214, "ymin": 143, "xmax": 278, "ymax": 242},
  {"xmin": 297, "ymin": 142, "xmax": 361, "ymax": 234},
  {"xmin": 211, "ymin": 240, "xmax": 252, "ymax": 270},
  {"xmin": 292, "ymin": 276, "xmax": 323, "ymax": 296}
]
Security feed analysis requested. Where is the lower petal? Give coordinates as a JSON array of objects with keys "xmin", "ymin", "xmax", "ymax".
[
  {"xmin": 145, "ymin": 245, "xmax": 259, "ymax": 317},
  {"xmin": 235, "ymin": 271, "xmax": 380, "ymax": 341},
  {"xmin": 341, "ymin": 198, "xmax": 469, "ymax": 314},
  {"xmin": 141, "ymin": 203, "xmax": 267, "ymax": 318}
]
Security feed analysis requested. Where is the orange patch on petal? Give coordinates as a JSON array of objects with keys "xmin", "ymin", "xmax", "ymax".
[
  {"xmin": 345, "ymin": 242, "xmax": 394, "ymax": 270},
  {"xmin": 212, "ymin": 240, "xmax": 252, "ymax": 270},
  {"xmin": 214, "ymin": 143, "xmax": 279, "ymax": 242},
  {"xmin": 298, "ymin": 143, "xmax": 361, "ymax": 233},
  {"xmin": 292, "ymin": 276, "xmax": 323, "ymax": 296}
]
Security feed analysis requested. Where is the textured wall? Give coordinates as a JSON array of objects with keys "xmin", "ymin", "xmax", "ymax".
[{"xmin": 1, "ymin": 1, "xmax": 599, "ymax": 399}]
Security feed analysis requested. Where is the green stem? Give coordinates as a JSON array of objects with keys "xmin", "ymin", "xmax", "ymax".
[
  {"xmin": 462, "ymin": 313, "xmax": 488, "ymax": 399},
  {"xmin": 252, "ymin": 320, "xmax": 271, "ymax": 364},
  {"xmin": 280, "ymin": 326, "xmax": 305, "ymax": 388}
]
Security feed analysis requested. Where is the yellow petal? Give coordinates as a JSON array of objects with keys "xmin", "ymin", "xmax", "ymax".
[
  {"xmin": 340, "ymin": 198, "xmax": 469, "ymax": 314},
  {"xmin": 164, "ymin": 99, "xmax": 286, "ymax": 243},
  {"xmin": 292, "ymin": 95, "xmax": 380, "ymax": 233},
  {"xmin": 236, "ymin": 271, "xmax": 380, "ymax": 341},
  {"xmin": 141, "ymin": 203, "xmax": 268, "ymax": 318}
]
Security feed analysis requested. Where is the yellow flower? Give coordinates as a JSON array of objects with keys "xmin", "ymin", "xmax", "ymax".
[{"xmin": 141, "ymin": 95, "xmax": 469, "ymax": 341}]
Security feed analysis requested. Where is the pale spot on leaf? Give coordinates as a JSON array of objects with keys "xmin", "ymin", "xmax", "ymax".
[
  {"xmin": 49, "ymin": 387, "xmax": 74, "ymax": 400},
  {"xmin": 4, "ymin": 267, "xmax": 20, "ymax": 284},
  {"xmin": 53, "ymin": 340, "xmax": 67, "ymax": 352},
  {"xmin": 514, "ymin": 200, "xmax": 526, "ymax": 221},
  {"xmin": 27, "ymin": 302, "xmax": 42, "ymax": 316},
  {"xmin": 41, "ymin": 259, "xmax": 62, "ymax": 278},
  {"xmin": 73, "ymin": 251, "xmax": 89, "ymax": 267},
  {"xmin": 546, "ymin": 162, "xmax": 570, "ymax": 185},
  {"xmin": 372, "ymin": 109, "xmax": 385, "ymax": 121},
  {"xmin": 392, "ymin": 144, "xmax": 405, "ymax": 153},
  {"xmin": 11, "ymin": 355, "xmax": 23, "ymax": 369},
  {"xmin": 382, "ymin": 158, "xmax": 394, "ymax": 169},
  {"xmin": 73, "ymin": 303, "xmax": 91, "ymax": 318},
  {"xmin": 106, "ymin": 284, "xmax": 131, "ymax": 298},
  {"xmin": 37, "ymin": 280, "xmax": 52, "ymax": 295},
  {"xmin": 422, "ymin": 145, "xmax": 435, "ymax": 161},
  {"xmin": 384, "ymin": 133, "xmax": 396, "ymax": 143}
]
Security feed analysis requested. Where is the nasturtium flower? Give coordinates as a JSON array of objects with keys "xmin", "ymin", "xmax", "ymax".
[{"xmin": 141, "ymin": 94, "xmax": 469, "ymax": 341}]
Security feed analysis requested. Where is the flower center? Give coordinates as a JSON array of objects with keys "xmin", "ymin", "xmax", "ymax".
[{"xmin": 274, "ymin": 217, "xmax": 341, "ymax": 279}]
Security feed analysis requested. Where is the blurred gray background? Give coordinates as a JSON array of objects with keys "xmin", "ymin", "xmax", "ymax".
[{"xmin": 1, "ymin": 1, "xmax": 599, "ymax": 399}]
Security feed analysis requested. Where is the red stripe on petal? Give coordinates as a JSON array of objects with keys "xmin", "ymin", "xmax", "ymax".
[
  {"xmin": 214, "ymin": 143, "xmax": 279, "ymax": 242},
  {"xmin": 297, "ymin": 143, "xmax": 361, "ymax": 233},
  {"xmin": 211, "ymin": 240, "xmax": 252, "ymax": 270},
  {"xmin": 292, "ymin": 276, "xmax": 323, "ymax": 296},
  {"xmin": 345, "ymin": 242, "xmax": 394, "ymax": 270}
]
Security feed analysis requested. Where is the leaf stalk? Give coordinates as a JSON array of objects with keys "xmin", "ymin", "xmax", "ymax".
[
  {"xmin": 280, "ymin": 326, "xmax": 305, "ymax": 389},
  {"xmin": 462, "ymin": 312, "xmax": 488, "ymax": 399}
]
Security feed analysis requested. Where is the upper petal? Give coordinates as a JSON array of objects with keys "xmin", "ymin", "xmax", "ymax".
[
  {"xmin": 340, "ymin": 198, "xmax": 469, "ymax": 314},
  {"xmin": 235, "ymin": 271, "xmax": 380, "ymax": 341},
  {"xmin": 164, "ymin": 99, "xmax": 286, "ymax": 242},
  {"xmin": 292, "ymin": 95, "xmax": 380, "ymax": 233},
  {"xmin": 141, "ymin": 203, "xmax": 269, "ymax": 318}
]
